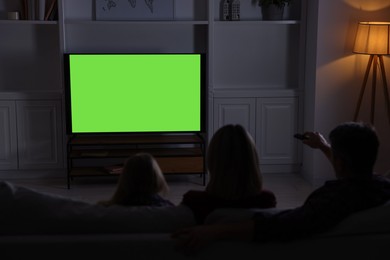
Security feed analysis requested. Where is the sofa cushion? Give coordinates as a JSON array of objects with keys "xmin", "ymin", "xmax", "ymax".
[
  {"xmin": 205, "ymin": 207, "xmax": 286, "ymax": 224},
  {"xmin": 205, "ymin": 200, "xmax": 390, "ymax": 237},
  {"xmin": 0, "ymin": 181, "xmax": 195, "ymax": 235},
  {"xmin": 319, "ymin": 199, "xmax": 390, "ymax": 237}
]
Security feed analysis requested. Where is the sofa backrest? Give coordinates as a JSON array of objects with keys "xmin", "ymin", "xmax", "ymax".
[
  {"xmin": 3, "ymin": 179, "xmax": 389, "ymax": 238},
  {"xmin": 205, "ymin": 200, "xmax": 390, "ymax": 237},
  {"xmin": 0, "ymin": 181, "xmax": 195, "ymax": 235}
]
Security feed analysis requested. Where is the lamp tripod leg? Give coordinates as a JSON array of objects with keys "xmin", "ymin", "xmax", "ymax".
[
  {"xmin": 354, "ymin": 55, "xmax": 374, "ymax": 121},
  {"xmin": 378, "ymin": 55, "xmax": 390, "ymax": 126},
  {"xmin": 371, "ymin": 55, "xmax": 378, "ymax": 124}
]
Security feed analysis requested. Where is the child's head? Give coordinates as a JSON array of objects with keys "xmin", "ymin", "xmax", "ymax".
[
  {"xmin": 116, "ymin": 153, "xmax": 169, "ymax": 196},
  {"xmin": 205, "ymin": 124, "xmax": 262, "ymax": 200}
]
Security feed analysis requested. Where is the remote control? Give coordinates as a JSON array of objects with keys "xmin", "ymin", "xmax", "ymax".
[{"xmin": 294, "ymin": 133, "xmax": 308, "ymax": 140}]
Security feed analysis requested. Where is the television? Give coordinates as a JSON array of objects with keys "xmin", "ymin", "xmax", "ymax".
[{"xmin": 64, "ymin": 53, "xmax": 205, "ymax": 134}]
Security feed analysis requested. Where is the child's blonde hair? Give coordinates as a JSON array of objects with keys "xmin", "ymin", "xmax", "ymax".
[{"xmin": 101, "ymin": 153, "xmax": 169, "ymax": 206}]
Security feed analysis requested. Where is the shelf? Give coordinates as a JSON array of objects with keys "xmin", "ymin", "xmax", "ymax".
[
  {"xmin": 70, "ymin": 154, "xmax": 204, "ymax": 177},
  {"xmin": 70, "ymin": 147, "xmax": 203, "ymax": 159},
  {"xmin": 70, "ymin": 167, "xmax": 112, "ymax": 177},
  {"xmin": 212, "ymin": 88, "xmax": 300, "ymax": 98},
  {"xmin": 65, "ymin": 20, "xmax": 209, "ymax": 25},
  {"xmin": 213, "ymin": 20, "xmax": 300, "ymax": 25},
  {"xmin": 0, "ymin": 20, "xmax": 58, "ymax": 25},
  {"xmin": 69, "ymin": 134, "xmax": 205, "ymax": 146},
  {"xmin": 67, "ymin": 133, "xmax": 206, "ymax": 188}
]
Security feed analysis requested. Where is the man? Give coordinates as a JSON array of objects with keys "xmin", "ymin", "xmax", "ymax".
[{"xmin": 172, "ymin": 122, "xmax": 390, "ymax": 252}]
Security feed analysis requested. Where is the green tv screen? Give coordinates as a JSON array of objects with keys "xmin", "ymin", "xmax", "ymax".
[{"xmin": 65, "ymin": 53, "xmax": 204, "ymax": 134}]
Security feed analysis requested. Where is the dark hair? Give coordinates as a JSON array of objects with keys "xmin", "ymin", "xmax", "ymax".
[
  {"xmin": 329, "ymin": 122, "xmax": 379, "ymax": 176},
  {"xmin": 205, "ymin": 124, "xmax": 262, "ymax": 200}
]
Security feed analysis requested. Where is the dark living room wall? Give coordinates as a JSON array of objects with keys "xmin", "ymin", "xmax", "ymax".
[{"xmin": 303, "ymin": 0, "xmax": 390, "ymax": 186}]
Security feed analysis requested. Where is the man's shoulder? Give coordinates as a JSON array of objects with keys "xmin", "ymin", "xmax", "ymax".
[
  {"xmin": 322, "ymin": 174, "xmax": 390, "ymax": 185},
  {"xmin": 316, "ymin": 175, "xmax": 390, "ymax": 198},
  {"xmin": 373, "ymin": 174, "xmax": 390, "ymax": 183}
]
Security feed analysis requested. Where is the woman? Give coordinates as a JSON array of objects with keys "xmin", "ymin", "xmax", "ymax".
[{"xmin": 180, "ymin": 124, "xmax": 276, "ymax": 224}]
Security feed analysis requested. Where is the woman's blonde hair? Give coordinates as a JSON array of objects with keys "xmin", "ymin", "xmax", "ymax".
[
  {"xmin": 205, "ymin": 124, "xmax": 262, "ymax": 200},
  {"xmin": 101, "ymin": 153, "xmax": 169, "ymax": 206}
]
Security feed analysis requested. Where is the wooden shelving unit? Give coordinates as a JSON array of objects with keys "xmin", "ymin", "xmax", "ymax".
[{"xmin": 0, "ymin": 0, "xmax": 307, "ymax": 178}]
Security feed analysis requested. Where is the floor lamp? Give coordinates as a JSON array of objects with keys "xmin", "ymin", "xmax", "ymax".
[{"xmin": 353, "ymin": 21, "xmax": 390, "ymax": 125}]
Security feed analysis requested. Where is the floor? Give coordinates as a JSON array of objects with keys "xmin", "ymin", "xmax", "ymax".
[{"xmin": 4, "ymin": 172, "xmax": 314, "ymax": 209}]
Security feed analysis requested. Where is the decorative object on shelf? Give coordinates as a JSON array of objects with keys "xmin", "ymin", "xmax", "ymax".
[
  {"xmin": 28, "ymin": 0, "xmax": 35, "ymax": 20},
  {"xmin": 353, "ymin": 21, "xmax": 390, "ymax": 125},
  {"xmin": 7, "ymin": 11, "xmax": 20, "ymax": 20},
  {"xmin": 221, "ymin": 0, "xmax": 231, "ymax": 21},
  {"xmin": 258, "ymin": 0, "xmax": 291, "ymax": 20},
  {"xmin": 95, "ymin": 0, "xmax": 174, "ymax": 21},
  {"xmin": 104, "ymin": 165, "xmax": 123, "ymax": 175},
  {"xmin": 44, "ymin": 0, "xmax": 58, "ymax": 21},
  {"xmin": 20, "ymin": 0, "xmax": 56, "ymax": 20},
  {"xmin": 231, "ymin": 0, "xmax": 240, "ymax": 21},
  {"xmin": 220, "ymin": 0, "xmax": 240, "ymax": 21},
  {"xmin": 38, "ymin": 0, "xmax": 46, "ymax": 20}
]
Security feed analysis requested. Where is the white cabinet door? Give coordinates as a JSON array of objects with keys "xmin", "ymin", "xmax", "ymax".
[
  {"xmin": 256, "ymin": 97, "xmax": 298, "ymax": 165},
  {"xmin": 213, "ymin": 97, "xmax": 299, "ymax": 165},
  {"xmin": 16, "ymin": 100, "xmax": 64, "ymax": 169},
  {"xmin": 213, "ymin": 98, "xmax": 256, "ymax": 138},
  {"xmin": 0, "ymin": 101, "xmax": 17, "ymax": 170}
]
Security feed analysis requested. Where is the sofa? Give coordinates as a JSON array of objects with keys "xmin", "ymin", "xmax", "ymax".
[{"xmin": 1, "ymin": 180, "xmax": 390, "ymax": 260}]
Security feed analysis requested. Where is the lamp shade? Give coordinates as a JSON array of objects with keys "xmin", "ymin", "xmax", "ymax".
[{"xmin": 353, "ymin": 22, "xmax": 390, "ymax": 55}]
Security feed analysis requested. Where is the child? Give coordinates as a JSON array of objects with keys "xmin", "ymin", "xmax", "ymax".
[{"xmin": 98, "ymin": 153, "xmax": 174, "ymax": 207}]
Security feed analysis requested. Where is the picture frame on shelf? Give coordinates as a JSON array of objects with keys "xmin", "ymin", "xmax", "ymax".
[{"xmin": 95, "ymin": 0, "xmax": 174, "ymax": 21}]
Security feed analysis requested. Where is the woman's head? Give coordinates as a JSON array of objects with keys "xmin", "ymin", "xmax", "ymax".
[
  {"xmin": 205, "ymin": 124, "xmax": 262, "ymax": 200},
  {"xmin": 113, "ymin": 153, "xmax": 169, "ymax": 203}
]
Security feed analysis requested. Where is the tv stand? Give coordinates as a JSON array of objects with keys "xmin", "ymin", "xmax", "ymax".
[{"xmin": 66, "ymin": 133, "xmax": 206, "ymax": 189}]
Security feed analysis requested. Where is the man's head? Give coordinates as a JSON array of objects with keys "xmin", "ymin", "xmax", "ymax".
[{"xmin": 329, "ymin": 122, "xmax": 379, "ymax": 178}]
